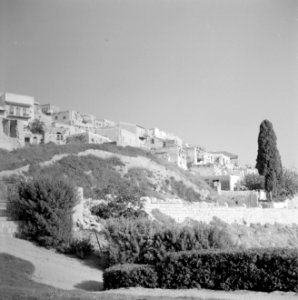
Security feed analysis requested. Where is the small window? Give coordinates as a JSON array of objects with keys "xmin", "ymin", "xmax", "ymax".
[
  {"xmin": 151, "ymin": 139, "xmax": 155, "ymax": 144},
  {"xmin": 9, "ymin": 106, "xmax": 14, "ymax": 115},
  {"xmin": 55, "ymin": 116, "xmax": 58, "ymax": 120},
  {"xmin": 63, "ymin": 116, "xmax": 66, "ymax": 120}
]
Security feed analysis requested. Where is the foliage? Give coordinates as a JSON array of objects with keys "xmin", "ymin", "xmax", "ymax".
[
  {"xmin": 103, "ymin": 217, "xmax": 159, "ymax": 266},
  {"xmin": 91, "ymin": 178, "xmax": 147, "ymax": 219},
  {"xmin": 278, "ymin": 168, "xmax": 298, "ymax": 200},
  {"xmin": 241, "ymin": 174, "xmax": 265, "ymax": 191},
  {"xmin": 66, "ymin": 134, "xmax": 88, "ymax": 144},
  {"xmin": 28, "ymin": 119, "xmax": 45, "ymax": 135},
  {"xmin": 0, "ymin": 253, "xmax": 157, "ymax": 300},
  {"xmin": 103, "ymin": 264, "xmax": 158, "ymax": 290},
  {"xmin": 157, "ymin": 248, "xmax": 298, "ymax": 292},
  {"xmin": 0, "ymin": 143, "xmax": 158, "ymax": 172},
  {"xmin": 169, "ymin": 178, "xmax": 204, "ymax": 202},
  {"xmin": 7, "ymin": 175, "xmax": 76, "ymax": 248},
  {"xmin": 256, "ymin": 120, "xmax": 283, "ymax": 198},
  {"xmin": 28, "ymin": 155, "xmax": 125, "ymax": 199},
  {"xmin": 151, "ymin": 208, "xmax": 177, "ymax": 226},
  {"xmin": 103, "ymin": 217, "xmax": 235, "ymax": 267},
  {"xmin": 62, "ymin": 237, "xmax": 94, "ymax": 259},
  {"xmin": 124, "ymin": 168, "xmax": 159, "ymax": 198}
]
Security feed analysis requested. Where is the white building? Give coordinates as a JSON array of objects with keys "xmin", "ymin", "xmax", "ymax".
[{"xmin": 0, "ymin": 92, "xmax": 35, "ymax": 122}]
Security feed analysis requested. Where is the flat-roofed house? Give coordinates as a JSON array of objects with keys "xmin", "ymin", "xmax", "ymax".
[
  {"xmin": 0, "ymin": 92, "xmax": 35, "ymax": 122},
  {"xmin": 40, "ymin": 104, "xmax": 60, "ymax": 115}
]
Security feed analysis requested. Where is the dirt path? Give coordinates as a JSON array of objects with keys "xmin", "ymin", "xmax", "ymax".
[{"xmin": 0, "ymin": 237, "xmax": 103, "ymax": 290}]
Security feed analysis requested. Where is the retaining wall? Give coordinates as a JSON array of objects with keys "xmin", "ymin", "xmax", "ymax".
[{"xmin": 145, "ymin": 200, "xmax": 298, "ymax": 225}]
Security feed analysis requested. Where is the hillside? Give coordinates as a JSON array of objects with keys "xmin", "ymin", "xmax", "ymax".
[{"xmin": 0, "ymin": 143, "xmax": 213, "ymax": 203}]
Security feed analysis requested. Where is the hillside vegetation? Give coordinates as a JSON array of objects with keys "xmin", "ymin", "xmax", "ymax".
[{"xmin": 0, "ymin": 143, "xmax": 213, "ymax": 203}]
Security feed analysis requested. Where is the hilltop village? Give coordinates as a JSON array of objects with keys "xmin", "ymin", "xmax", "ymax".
[{"xmin": 0, "ymin": 92, "xmax": 256, "ymax": 191}]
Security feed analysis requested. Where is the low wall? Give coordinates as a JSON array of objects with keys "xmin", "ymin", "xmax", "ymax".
[{"xmin": 144, "ymin": 200, "xmax": 298, "ymax": 225}]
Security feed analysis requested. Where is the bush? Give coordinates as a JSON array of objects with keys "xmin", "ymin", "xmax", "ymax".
[
  {"xmin": 104, "ymin": 217, "xmax": 159, "ymax": 266},
  {"xmin": 28, "ymin": 155, "xmax": 125, "ymax": 199},
  {"xmin": 241, "ymin": 174, "xmax": 265, "ymax": 191},
  {"xmin": 28, "ymin": 119, "xmax": 45, "ymax": 135},
  {"xmin": 60, "ymin": 237, "xmax": 94, "ymax": 259},
  {"xmin": 157, "ymin": 248, "xmax": 298, "ymax": 291},
  {"xmin": 278, "ymin": 168, "xmax": 298, "ymax": 200},
  {"xmin": 103, "ymin": 264, "xmax": 158, "ymax": 289},
  {"xmin": 7, "ymin": 175, "xmax": 76, "ymax": 248},
  {"xmin": 169, "ymin": 178, "xmax": 203, "ymax": 202},
  {"xmin": 104, "ymin": 217, "xmax": 235, "ymax": 266}
]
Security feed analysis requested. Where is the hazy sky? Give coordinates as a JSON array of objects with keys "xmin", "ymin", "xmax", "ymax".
[{"xmin": 0, "ymin": 0, "xmax": 297, "ymax": 168}]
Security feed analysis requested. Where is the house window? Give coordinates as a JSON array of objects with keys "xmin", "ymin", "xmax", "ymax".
[
  {"xmin": 55, "ymin": 116, "xmax": 58, "ymax": 120},
  {"xmin": 16, "ymin": 106, "xmax": 21, "ymax": 116},
  {"xmin": 63, "ymin": 116, "xmax": 66, "ymax": 120},
  {"xmin": 151, "ymin": 139, "xmax": 155, "ymax": 144},
  {"xmin": 9, "ymin": 106, "xmax": 14, "ymax": 115},
  {"xmin": 23, "ymin": 108, "xmax": 29, "ymax": 117}
]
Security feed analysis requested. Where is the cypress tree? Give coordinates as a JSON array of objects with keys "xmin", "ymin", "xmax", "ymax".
[{"xmin": 256, "ymin": 120, "xmax": 282, "ymax": 200}]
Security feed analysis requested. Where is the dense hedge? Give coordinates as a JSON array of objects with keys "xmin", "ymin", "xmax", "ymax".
[
  {"xmin": 157, "ymin": 249, "xmax": 298, "ymax": 292},
  {"xmin": 103, "ymin": 264, "xmax": 158, "ymax": 289},
  {"xmin": 104, "ymin": 217, "xmax": 235, "ymax": 266}
]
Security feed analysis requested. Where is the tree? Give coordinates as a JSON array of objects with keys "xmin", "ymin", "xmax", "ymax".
[
  {"xmin": 29, "ymin": 119, "xmax": 45, "ymax": 135},
  {"xmin": 278, "ymin": 168, "xmax": 298, "ymax": 200},
  {"xmin": 256, "ymin": 120, "xmax": 283, "ymax": 200},
  {"xmin": 242, "ymin": 173, "xmax": 265, "ymax": 191}
]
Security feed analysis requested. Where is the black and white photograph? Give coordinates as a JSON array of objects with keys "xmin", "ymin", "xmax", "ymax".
[{"xmin": 0, "ymin": 0, "xmax": 298, "ymax": 299}]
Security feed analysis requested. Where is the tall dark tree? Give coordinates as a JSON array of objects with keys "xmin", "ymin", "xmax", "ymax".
[{"xmin": 256, "ymin": 120, "xmax": 282, "ymax": 200}]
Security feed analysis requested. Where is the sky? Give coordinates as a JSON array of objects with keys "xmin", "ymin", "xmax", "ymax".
[{"xmin": 0, "ymin": 0, "xmax": 297, "ymax": 168}]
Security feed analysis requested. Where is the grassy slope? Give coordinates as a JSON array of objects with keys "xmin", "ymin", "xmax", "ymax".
[
  {"xmin": 0, "ymin": 143, "xmax": 212, "ymax": 202},
  {"xmin": 2, "ymin": 253, "xmax": 206, "ymax": 300},
  {"xmin": 0, "ymin": 143, "xmax": 158, "ymax": 171}
]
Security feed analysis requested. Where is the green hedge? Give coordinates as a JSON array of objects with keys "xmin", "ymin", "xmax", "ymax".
[
  {"xmin": 157, "ymin": 249, "xmax": 298, "ymax": 291},
  {"xmin": 103, "ymin": 264, "xmax": 158, "ymax": 290}
]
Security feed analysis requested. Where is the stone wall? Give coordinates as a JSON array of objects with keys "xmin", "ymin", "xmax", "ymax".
[{"xmin": 144, "ymin": 199, "xmax": 298, "ymax": 225}]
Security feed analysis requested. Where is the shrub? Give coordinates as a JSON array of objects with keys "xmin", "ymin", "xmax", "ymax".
[
  {"xmin": 7, "ymin": 175, "xmax": 76, "ymax": 248},
  {"xmin": 28, "ymin": 119, "xmax": 45, "ymax": 135},
  {"xmin": 104, "ymin": 217, "xmax": 159, "ymax": 266},
  {"xmin": 103, "ymin": 264, "xmax": 158, "ymax": 289},
  {"xmin": 62, "ymin": 237, "xmax": 94, "ymax": 259},
  {"xmin": 104, "ymin": 218, "xmax": 235, "ymax": 266},
  {"xmin": 242, "ymin": 174, "xmax": 265, "ymax": 191},
  {"xmin": 92, "ymin": 175, "xmax": 146, "ymax": 219},
  {"xmin": 278, "ymin": 168, "xmax": 298, "ymax": 200},
  {"xmin": 169, "ymin": 178, "xmax": 203, "ymax": 202},
  {"xmin": 157, "ymin": 248, "xmax": 298, "ymax": 292},
  {"xmin": 28, "ymin": 155, "xmax": 125, "ymax": 198},
  {"xmin": 151, "ymin": 208, "xmax": 177, "ymax": 226}
]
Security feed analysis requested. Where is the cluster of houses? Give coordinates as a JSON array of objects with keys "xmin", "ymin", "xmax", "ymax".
[{"xmin": 0, "ymin": 92, "xmax": 257, "ymax": 191}]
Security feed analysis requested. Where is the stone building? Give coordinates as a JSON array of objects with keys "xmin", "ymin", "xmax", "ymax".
[
  {"xmin": 40, "ymin": 104, "xmax": 60, "ymax": 115},
  {"xmin": 66, "ymin": 131, "xmax": 111, "ymax": 145},
  {"xmin": 96, "ymin": 125, "xmax": 139, "ymax": 147},
  {"xmin": 153, "ymin": 145, "xmax": 188, "ymax": 170},
  {"xmin": 0, "ymin": 92, "xmax": 35, "ymax": 123}
]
